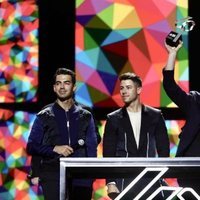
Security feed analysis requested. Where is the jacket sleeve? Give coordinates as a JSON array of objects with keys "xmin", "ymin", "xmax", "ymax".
[
  {"xmin": 26, "ymin": 116, "xmax": 58, "ymax": 157},
  {"xmin": 103, "ymin": 115, "xmax": 119, "ymax": 184},
  {"xmin": 155, "ymin": 112, "xmax": 170, "ymax": 157},
  {"xmin": 103, "ymin": 115, "xmax": 118, "ymax": 157},
  {"xmin": 86, "ymin": 115, "xmax": 98, "ymax": 157},
  {"xmin": 162, "ymin": 69, "xmax": 189, "ymax": 113},
  {"xmin": 29, "ymin": 155, "xmax": 42, "ymax": 178}
]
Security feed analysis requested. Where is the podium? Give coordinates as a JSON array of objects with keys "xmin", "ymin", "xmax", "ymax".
[{"xmin": 60, "ymin": 157, "xmax": 200, "ymax": 200}]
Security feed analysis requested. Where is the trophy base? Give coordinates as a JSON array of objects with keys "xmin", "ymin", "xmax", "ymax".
[{"xmin": 166, "ymin": 31, "xmax": 182, "ymax": 47}]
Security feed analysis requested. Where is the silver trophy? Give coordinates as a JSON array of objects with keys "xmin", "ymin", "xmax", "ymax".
[{"xmin": 166, "ymin": 16, "xmax": 195, "ymax": 47}]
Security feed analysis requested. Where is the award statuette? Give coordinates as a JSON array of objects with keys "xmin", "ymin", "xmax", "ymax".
[{"xmin": 166, "ymin": 17, "xmax": 195, "ymax": 47}]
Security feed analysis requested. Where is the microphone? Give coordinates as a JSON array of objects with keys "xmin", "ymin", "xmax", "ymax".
[
  {"xmin": 71, "ymin": 138, "xmax": 88, "ymax": 157},
  {"xmin": 71, "ymin": 139, "xmax": 85, "ymax": 151},
  {"xmin": 78, "ymin": 139, "xmax": 85, "ymax": 146}
]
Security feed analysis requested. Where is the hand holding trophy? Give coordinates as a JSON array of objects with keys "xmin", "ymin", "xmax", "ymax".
[{"xmin": 166, "ymin": 16, "xmax": 195, "ymax": 47}]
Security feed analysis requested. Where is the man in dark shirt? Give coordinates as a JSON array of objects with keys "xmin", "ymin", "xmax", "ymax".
[{"xmin": 163, "ymin": 41, "xmax": 200, "ymax": 198}]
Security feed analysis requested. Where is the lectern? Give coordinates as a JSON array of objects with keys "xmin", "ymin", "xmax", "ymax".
[{"xmin": 60, "ymin": 157, "xmax": 200, "ymax": 200}]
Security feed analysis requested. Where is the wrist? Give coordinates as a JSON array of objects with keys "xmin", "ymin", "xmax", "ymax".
[{"xmin": 53, "ymin": 146, "xmax": 58, "ymax": 153}]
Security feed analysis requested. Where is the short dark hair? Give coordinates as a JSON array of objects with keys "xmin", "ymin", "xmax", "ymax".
[
  {"xmin": 119, "ymin": 72, "xmax": 142, "ymax": 87},
  {"xmin": 54, "ymin": 68, "xmax": 76, "ymax": 84}
]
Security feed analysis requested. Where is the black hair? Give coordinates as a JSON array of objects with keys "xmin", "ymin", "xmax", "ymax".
[
  {"xmin": 54, "ymin": 68, "xmax": 76, "ymax": 84},
  {"xmin": 119, "ymin": 72, "xmax": 142, "ymax": 87}
]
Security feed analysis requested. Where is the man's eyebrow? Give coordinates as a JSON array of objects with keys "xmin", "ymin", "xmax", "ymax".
[
  {"xmin": 56, "ymin": 80, "xmax": 71, "ymax": 83},
  {"xmin": 120, "ymin": 84, "xmax": 132, "ymax": 87}
]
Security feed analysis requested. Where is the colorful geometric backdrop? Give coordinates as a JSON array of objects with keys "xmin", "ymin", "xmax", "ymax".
[
  {"xmin": 0, "ymin": 0, "xmax": 189, "ymax": 199},
  {"xmin": 0, "ymin": 0, "xmax": 38, "ymax": 103},
  {"xmin": 75, "ymin": 0, "xmax": 189, "ymax": 108}
]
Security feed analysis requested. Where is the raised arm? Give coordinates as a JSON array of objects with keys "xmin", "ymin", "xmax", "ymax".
[
  {"xmin": 162, "ymin": 40, "xmax": 189, "ymax": 111},
  {"xmin": 164, "ymin": 41, "xmax": 183, "ymax": 71}
]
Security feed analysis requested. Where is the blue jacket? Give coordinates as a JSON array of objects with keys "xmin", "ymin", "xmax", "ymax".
[{"xmin": 26, "ymin": 102, "xmax": 97, "ymax": 186}]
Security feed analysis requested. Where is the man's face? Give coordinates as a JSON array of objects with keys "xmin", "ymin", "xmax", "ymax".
[
  {"xmin": 120, "ymin": 79, "xmax": 141, "ymax": 104},
  {"xmin": 53, "ymin": 74, "xmax": 76, "ymax": 101}
]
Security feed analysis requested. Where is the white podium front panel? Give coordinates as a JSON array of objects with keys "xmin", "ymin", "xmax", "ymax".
[{"xmin": 60, "ymin": 157, "xmax": 200, "ymax": 200}]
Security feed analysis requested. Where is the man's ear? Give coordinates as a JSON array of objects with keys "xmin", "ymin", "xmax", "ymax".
[
  {"xmin": 137, "ymin": 87, "xmax": 142, "ymax": 95},
  {"xmin": 53, "ymin": 85, "xmax": 56, "ymax": 92},
  {"xmin": 73, "ymin": 84, "xmax": 77, "ymax": 92}
]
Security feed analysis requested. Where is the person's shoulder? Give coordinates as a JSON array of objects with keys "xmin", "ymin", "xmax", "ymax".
[
  {"xmin": 42, "ymin": 103, "xmax": 54, "ymax": 109},
  {"xmin": 81, "ymin": 107, "xmax": 92, "ymax": 115},
  {"xmin": 107, "ymin": 108, "xmax": 123, "ymax": 117},
  {"xmin": 75, "ymin": 103, "xmax": 92, "ymax": 116},
  {"xmin": 189, "ymin": 91, "xmax": 200, "ymax": 104},
  {"xmin": 76, "ymin": 102, "xmax": 92, "ymax": 113},
  {"xmin": 143, "ymin": 105, "xmax": 161, "ymax": 114},
  {"xmin": 37, "ymin": 103, "xmax": 54, "ymax": 116},
  {"xmin": 190, "ymin": 90, "xmax": 200, "ymax": 97}
]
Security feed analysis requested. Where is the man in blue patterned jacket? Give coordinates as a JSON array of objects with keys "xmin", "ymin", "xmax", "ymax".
[{"xmin": 26, "ymin": 68, "xmax": 98, "ymax": 200}]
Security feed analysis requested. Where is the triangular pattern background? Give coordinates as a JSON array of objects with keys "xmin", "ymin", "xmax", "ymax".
[
  {"xmin": 75, "ymin": 0, "xmax": 189, "ymax": 108},
  {"xmin": 0, "ymin": 0, "xmax": 190, "ymax": 199}
]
